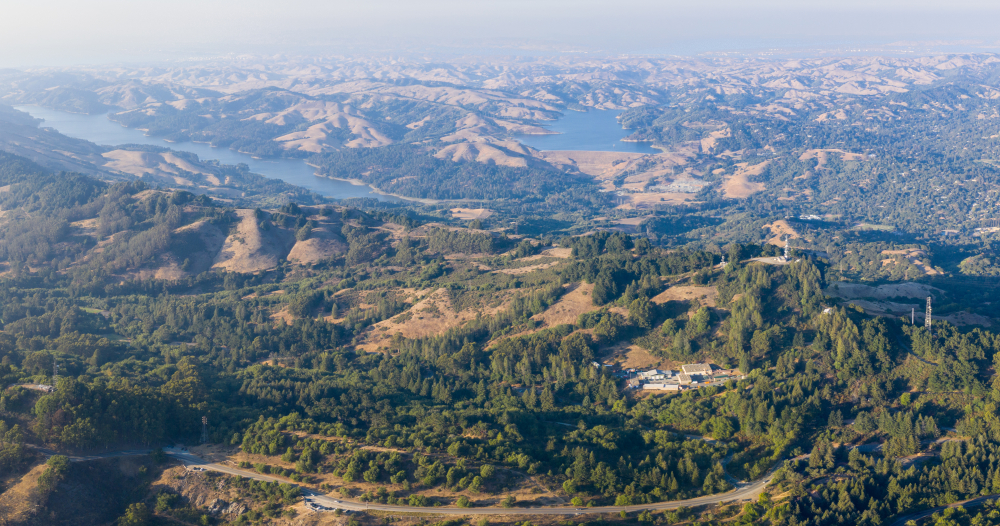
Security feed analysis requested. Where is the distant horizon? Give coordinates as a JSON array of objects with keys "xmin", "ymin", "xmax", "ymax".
[
  {"xmin": 6, "ymin": 41, "xmax": 1000, "ymax": 71},
  {"xmin": 3, "ymin": 0, "xmax": 1000, "ymax": 68}
]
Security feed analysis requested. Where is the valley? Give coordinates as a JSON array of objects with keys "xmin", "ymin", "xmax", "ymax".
[{"xmin": 0, "ymin": 52, "xmax": 999, "ymax": 526}]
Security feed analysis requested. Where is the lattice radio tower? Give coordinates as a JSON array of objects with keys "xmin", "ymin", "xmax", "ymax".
[
  {"xmin": 925, "ymin": 297, "xmax": 932, "ymax": 329},
  {"xmin": 201, "ymin": 416, "xmax": 208, "ymax": 444}
]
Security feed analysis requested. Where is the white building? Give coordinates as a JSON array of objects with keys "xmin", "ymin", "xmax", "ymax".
[{"xmin": 643, "ymin": 383, "xmax": 684, "ymax": 391}]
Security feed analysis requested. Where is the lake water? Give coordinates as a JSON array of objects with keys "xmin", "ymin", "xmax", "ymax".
[
  {"xmin": 515, "ymin": 109, "xmax": 660, "ymax": 154},
  {"xmin": 13, "ymin": 105, "xmax": 391, "ymax": 201}
]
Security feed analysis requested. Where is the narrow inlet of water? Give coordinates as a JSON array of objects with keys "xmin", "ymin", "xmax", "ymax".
[{"xmin": 13, "ymin": 106, "xmax": 392, "ymax": 201}]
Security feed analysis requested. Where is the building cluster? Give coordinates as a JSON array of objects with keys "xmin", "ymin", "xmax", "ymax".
[
  {"xmin": 648, "ymin": 181, "xmax": 707, "ymax": 194},
  {"xmin": 625, "ymin": 364, "xmax": 745, "ymax": 392}
]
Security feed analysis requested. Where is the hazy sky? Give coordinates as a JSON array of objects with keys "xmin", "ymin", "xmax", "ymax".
[{"xmin": 2, "ymin": 0, "xmax": 1000, "ymax": 66}]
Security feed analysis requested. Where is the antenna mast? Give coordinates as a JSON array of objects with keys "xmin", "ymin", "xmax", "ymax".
[
  {"xmin": 925, "ymin": 297, "xmax": 932, "ymax": 329},
  {"xmin": 201, "ymin": 416, "xmax": 208, "ymax": 444}
]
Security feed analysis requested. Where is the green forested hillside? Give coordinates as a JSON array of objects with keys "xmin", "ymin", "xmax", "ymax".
[{"xmin": 0, "ymin": 149, "xmax": 997, "ymax": 525}]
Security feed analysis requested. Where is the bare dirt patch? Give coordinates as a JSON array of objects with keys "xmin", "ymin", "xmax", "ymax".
[
  {"xmin": 617, "ymin": 344, "xmax": 664, "ymax": 369},
  {"xmin": 723, "ymin": 161, "xmax": 769, "ymax": 198},
  {"xmin": 623, "ymin": 191, "xmax": 697, "ymax": 209},
  {"xmin": 650, "ymin": 285, "xmax": 718, "ymax": 308},
  {"xmin": 213, "ymin": 209, "xmax": 296, "ymax": 273},
  {"xmin": 359, "ymin": 288, "xmax": 512, "ymax": 351},
  {"xmin": 799, "ymin": 149, "xmax": 864, "ymax": 169},
  {"xmin": 287, "ymin": 226, "xmax": 348, "ymax": 265},
  {"xmin": 880, "ymin": 249, "xmax": 940, "ymax": 276},
  {"xmin": 538, "ymin": 150, "xmax": 648, "ymax": 178},
  {"xmin": 701, "ymin": 128, "xmax": 731, "ymax": 153},
  {"xmin": 531, "ymin": 282, "xmax": 598, "ymax": 327},
  {"xmin": 70, "ymin": 217, "xmax": 99, "ymax": 236},
  {"xmin": 762, "ymin": 220, "xmax": 802, "ymax": 246},
  {"xmin": 495, "ymin": 260, "xmax": 561, "ymax": 275},
  {"xmin": 541, "ymin": 247, "xmax": 572, "ymax": 258},
  {"xmin": 0, "ymin": 462, "xmax": 46, "ymax": 522},
  {"xmin": 450, "ymin": 208, "xmax": 494, "ymax": 220},
  {"xmin": 270, "ymin": 307, "xmax": 296, "ymax": 326}
]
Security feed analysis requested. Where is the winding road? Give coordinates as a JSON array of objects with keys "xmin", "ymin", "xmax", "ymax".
[
  {"xmin": 28, "ymin": 444, "xmax": 774, "ymax": 516},
  {"xmin": 160, "ymin": 448, "xmax": 773, "ymax": 516},
  {"xmin": 887, "ymin": 494, "xmax": 1000, "ymax": 526}
]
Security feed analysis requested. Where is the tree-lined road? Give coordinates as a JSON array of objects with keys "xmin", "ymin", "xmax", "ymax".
[{"xmin": 163, "ymin": 447, "xmax": 773, "ymax": 516}]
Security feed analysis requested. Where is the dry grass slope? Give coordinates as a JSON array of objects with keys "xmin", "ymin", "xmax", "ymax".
[{"xmin": 213, "ymin": 209, "xmax": 296, "ymax": 273}]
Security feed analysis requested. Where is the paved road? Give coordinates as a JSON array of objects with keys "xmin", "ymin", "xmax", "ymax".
[
  {"xmin": 888, "ymin": 495, "xmax": 1000, "ymax": 526},
  {"xmin": 163, "ymin": 448, "xmax": 774, "ymax": 516},
  {"xmin": 25, "ymin": 443, "xmax": 153, "ymax": 462}
]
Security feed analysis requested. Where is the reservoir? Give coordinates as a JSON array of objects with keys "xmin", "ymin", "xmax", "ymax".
[
  {"xmin": 515, "ymin": 109, "xmax": 660, "ymax": 154},
  {"xmin": 13, "ymin": 105, "xmax": 392, "ymax": 201}
]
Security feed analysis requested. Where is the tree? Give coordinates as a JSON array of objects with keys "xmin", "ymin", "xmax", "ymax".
[
  {"xmin": 629, "ymin": 297, "xmax": 654, "ymax": 329},
  {"xmin": 119, "ymin": 503, "xmax": 151, "ymax": 526},
  {"xmin": 38, "ymin": 454, "xmax": 69, "ymax": 492},
  {"xmin": 155, "ymin": 492, "xmax": 179, "ymax": 512},
  {"xmin": 563, "ymin": 479, "xmax": 577, "ymax": 494},
  {"xmin": 500, "ymin": 495, "xmax": 516, "ymax": 508},
  {"xmin": 688, "ymin": 307, "xmax": 711, "ymax": 336},
  {"xmin": 480, "ymin": 464, "xmax": 495, "ymax": 479},
  {"xmin": 468, "ymin": 476, "xmax": 483, "ymax": 493},
  {"xmin": 457, "ymin": 495, "xmax": 472, "ymax": 508},
  {"xmin": 854, "ymin": 412, "xmax": 876, "ymax": 434}
]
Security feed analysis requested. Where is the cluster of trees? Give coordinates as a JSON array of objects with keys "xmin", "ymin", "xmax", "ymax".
[
  {"xmin": 7, "ymin": 134, "xmax": 1000, "ymax": 522},
  {"xmin": 425, "ymin": 227, "xmax": 512, "ymax": 255},
  {"xmin": 312, "ymin": 144, "xmax": 595, "ymax": 201},
  {"xmin": 773, "ymin": 437, "xmax": 1000, "ymax": 526}
]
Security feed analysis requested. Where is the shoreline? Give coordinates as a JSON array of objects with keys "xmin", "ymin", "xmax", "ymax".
[{"xmin": 308, "ymin": 165, "xmax": 480, "ymax": 205}]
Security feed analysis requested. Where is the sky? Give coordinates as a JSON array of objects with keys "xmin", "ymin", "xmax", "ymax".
[{"xmin": 2, "ymin": 0, "xmax": 1000, "ymax": 67}]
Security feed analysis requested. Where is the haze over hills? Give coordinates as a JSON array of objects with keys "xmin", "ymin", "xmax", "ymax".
[{"xmin": 4, "ymin": 48, "xmax": 1000, "ymax": 526}]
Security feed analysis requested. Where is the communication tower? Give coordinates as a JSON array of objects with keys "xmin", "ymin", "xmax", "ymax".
[
  {"xmin": 53, "ymin": 360, "xmax": 58, "ymax": 387},
  {"xmin": 201, "ymin": 416, "xmax": 208, "ymax": 444},
  {"xmin": 783, "ymin": 238, "xmax": 790, "ymax": 261},
  {"xmin": 911, "ymin": 308, "xmax": 915, "ymax": 325},
  {"xmin": 925, "ymin": 297, "xmax": 932, "ymax": 329}
]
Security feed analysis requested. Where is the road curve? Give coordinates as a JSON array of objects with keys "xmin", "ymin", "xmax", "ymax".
[
  {"xmin": 888, "ymin": 494, "xmax": 1000, "ymax": 526},
  {"xmin": 163, "ymin": 448, "xmax": 775, "ymax": 516},
  {"xmin": 25, "ymin": 443, "xmax": 154, "ymax": 462}
]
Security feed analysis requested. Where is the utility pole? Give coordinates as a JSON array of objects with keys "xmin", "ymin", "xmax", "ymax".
[
  {"xmin": 201, "ymin": 416, "xmax": 208, "ymax": 444},
  {"xmin": 925, "ymin": 297, "xmax": 932, "ymax": 330}
]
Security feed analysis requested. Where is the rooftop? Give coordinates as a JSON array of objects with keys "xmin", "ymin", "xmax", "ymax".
[{"xmin": 681, "ymin": 363, "xmax": 713, "ymax": 375}]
